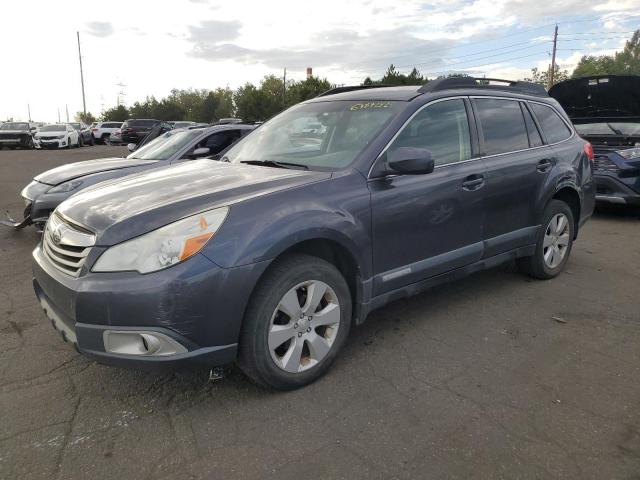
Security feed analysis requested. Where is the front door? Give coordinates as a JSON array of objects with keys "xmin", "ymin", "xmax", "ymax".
[{"xmin": 369, "ymin": 98, "xmax": 486, "ymax": 296}]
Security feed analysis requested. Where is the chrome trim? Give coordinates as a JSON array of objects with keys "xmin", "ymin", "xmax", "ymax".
[
  {"xmin": 42, "ymin": 214, "xmax": 95, "ymax": 276},
  {"xmin": 595, "ymin": 195, "xmax": 626, "ymax": 204}
]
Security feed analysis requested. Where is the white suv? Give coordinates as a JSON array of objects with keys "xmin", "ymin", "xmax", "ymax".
[{"xmin": 91, "ymin": 121, "xmax": 124, "ymax": 144}]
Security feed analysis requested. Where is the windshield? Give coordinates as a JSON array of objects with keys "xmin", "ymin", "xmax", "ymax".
[
  {"xmin": 1, "ymin": 122, "xmax": 29, "ymax": 130},
  {"xmin": 575, "ymin": 122, "xmax": 640, "ymax": 136},
  {"xmin": 40, "ymin": 124, "xmax": 65, "ymax": 132},
  {"xmin": 224, "ymin": 100, "xmax": 403, "ymax": 170},
  {"xmin": 127, "ymin": 129, "xmax": 203, "ymax": 160}
]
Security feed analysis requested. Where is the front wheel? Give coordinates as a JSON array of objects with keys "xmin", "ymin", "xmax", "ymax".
[
  {"xmin": 78, "ymin": 135, "xmax": 84, "ymax": 147},
  {"xmin": 238, "ymin": 254, "xmax": 352, "ymax": 390},
  {"xmin": 517, "ymin": 199, "xmax": 575, "ymax": 279}
]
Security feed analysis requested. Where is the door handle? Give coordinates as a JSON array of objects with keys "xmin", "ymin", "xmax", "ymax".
[
  {"xmin": 537, "ymin": 158, "xmax": 552, "ymax": 173},
  {"xmin": 462, "ymin": 175, "xmax": 485, "ymax": 191}
]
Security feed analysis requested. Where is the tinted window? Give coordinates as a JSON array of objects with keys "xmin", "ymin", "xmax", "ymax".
[
  {"xmin": 389, "ymin": 99, "xmax": 471, "ymax": 166},
  {"xmin": 522, "ymin": 104, "xmax": 543, "ymax": 147},
  {"xmin": 475, "ymin": 98, "xmax": 529, "ymax": 155},
  {"xmin": 203, "ymin": 130, "xmax": 241, "ymax": 153},
  {"xmin": 105, "ymin": 122, "xmax": 121, "ymax": 128},
  {"xmin": 128, "ymin": 120, "xmax": 157, "ymax": 127},
  {"xmin": 530, "ymin": 103, "xmax": 572, "ymax": 144}
]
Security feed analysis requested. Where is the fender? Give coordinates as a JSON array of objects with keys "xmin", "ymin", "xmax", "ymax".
[{"xmin": 202, "ymin": 171, "xmax": 373, "ymax": 278}]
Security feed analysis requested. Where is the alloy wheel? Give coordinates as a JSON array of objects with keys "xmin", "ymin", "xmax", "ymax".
[
  {"xmin": 543, "ymin": 213, "xmax": 570, "ymax": 269},
  {"xmin": 268, "ymin": 280, "xmax": 341, "ymax": 373}
]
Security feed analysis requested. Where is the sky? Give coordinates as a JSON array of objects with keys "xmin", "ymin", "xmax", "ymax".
[{"xmin": 2, "ymin": 0, "xmax": 639, "ymax": 122}]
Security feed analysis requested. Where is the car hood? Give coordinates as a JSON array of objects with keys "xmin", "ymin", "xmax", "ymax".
[
  {"xmin": 57, "ymin": 160, "xmax": 331, "ymax": 245},
  {"xmin": 549, "ymin": 75, "xmax": 640, "ymax": 119},
  {"xmin": 34, "ymin": 157, "xmax": 159, "ymax": 185}
]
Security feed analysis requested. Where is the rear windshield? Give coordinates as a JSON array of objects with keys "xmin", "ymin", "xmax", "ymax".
[
  {"xmin": 1, "ymin": 122, "xmax": 29, "ymax": 130},
  {"xmin": 40, "ymin": 124, "xmax": 66, "ymax": 132},
  {"xmin": 126, "ymin": 120, "xmax": 157, "ymax": 127},
  {"xmin": 225, "ymin": 100, "xmax": 403, "ymax": 170}
]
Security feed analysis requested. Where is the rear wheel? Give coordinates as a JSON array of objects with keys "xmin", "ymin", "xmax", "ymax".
[
  {"xmin": 517, "ymin": 199, "xmax": 575, "ymax": 279},
  {"xmin": 238, "ymin": 254, "xmax": 352, "ymax": 390},
  {"xmin": 89, "ymin": 134, "xmax": 95, "ymax": 146},
  {"xmin": 78, "ymin": 134, "xmax": 84, "ymax": 147}
]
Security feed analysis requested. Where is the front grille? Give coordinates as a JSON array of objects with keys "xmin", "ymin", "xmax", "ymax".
[
  {"xmin": 39, "ymin": 136, "xmax": 59, "ymax": 141},
  {"xmin": 43, "ymin": 214, "xmax": 95, "ymax": 276},
  {"xmin": 593, "ymin": 155, "xmax": 619, "ymax": 172},
  {"xmin": 0, "ymin": 133, "xmax": 22, "ymax": 140}
]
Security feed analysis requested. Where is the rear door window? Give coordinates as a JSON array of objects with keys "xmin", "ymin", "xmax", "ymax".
[
  {"xmin": 475, "ymin": 98, "xmax": 529, "ymax": 156},
  {"xmin": 530, "ymin": 103, "xmax": 572, "ymax": 144},
  {"xmin": 521, "ymin": 104, "xmax": 543, "ymax": 147}
]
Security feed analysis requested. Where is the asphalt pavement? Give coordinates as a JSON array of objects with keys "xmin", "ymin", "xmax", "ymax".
[{"xmin": 1, "ymin": 146, "xmax": 639, "ymax": 479}]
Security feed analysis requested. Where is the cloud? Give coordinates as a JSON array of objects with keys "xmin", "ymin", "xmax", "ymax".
[
  {"xmin": 189, "ymin": 27, "xmax": 452, "ymax": 74},
  {"xmin": 85, "ymin": 21, "xmax": 114, "ymax": 38},
  {"xmin": 187, "ymin": 20, "xmax": 242, "ymax": 45}
]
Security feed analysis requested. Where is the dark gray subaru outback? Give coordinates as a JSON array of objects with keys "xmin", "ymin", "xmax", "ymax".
[{"xmin": 32, "ymin": 78, "xmax": 595, "ymax": 390}]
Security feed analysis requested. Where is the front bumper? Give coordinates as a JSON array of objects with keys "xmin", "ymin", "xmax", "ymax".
[
  {"xmin": 594, "ymin": 174, "xmax": 640, "ymax": 206},
  {"xmin": 32, "ymin": 244, "xmax": 268, "ymax": 370},
  {"xmin": 35, "ymin": 139, "xmax": 66, "ymax": 149}
]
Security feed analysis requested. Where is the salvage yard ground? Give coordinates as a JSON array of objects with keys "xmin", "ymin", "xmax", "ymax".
[{"xmin": 0, "ymin": 146, "xmax": 639, "ymax": 479}]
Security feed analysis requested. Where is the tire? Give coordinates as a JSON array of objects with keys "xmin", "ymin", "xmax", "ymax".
[
  {"xmin": 89, "ymin": 135, "xmax": 95, "ymax": 146},
  {"xmin": 66, "ymin": 137, "xmax": 71, "ymax": 149},
  {"xmin": 78, "ymin": 135, "xmax": 84, "ymax": 147},
  {"xmin": 238, "ymin": 254, "xmax": 352, "ymax": 390},
  {"xmin": 101, "ymin": 134, "xmax": 109, "ymax": 145},
  {"xmin": 517, "ymin": 199, "xmax": 575, "ymax": 279}
]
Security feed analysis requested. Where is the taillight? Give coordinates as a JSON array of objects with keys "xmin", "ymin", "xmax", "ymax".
[
  {"xmin": 584, "ymin": 142, "xmax": 594, "ymax": 162},
  {"xmin": 91, "ymin": 128, "xmax": 98, "ymax": 131}
]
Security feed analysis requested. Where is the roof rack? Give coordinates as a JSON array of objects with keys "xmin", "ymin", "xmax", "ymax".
[
  {"xmin": 316, "ymin": 85, "xmax": 393, "ymax": 97},
  {"xmin": 418, "ymin": 77, "xmax": 548, "ymax": 97}
]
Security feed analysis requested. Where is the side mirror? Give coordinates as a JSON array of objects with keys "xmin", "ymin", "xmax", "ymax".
[
  {"xmin": 387, "ymin": 147, "xmax": 435, "ymax": 175},
  {"xmin": 127, "ymin": 143, "xmax": 137, "ymax": 152},
  {"xmin": 192, "ymin": 147, "xmax": 210, "ymax": 157}
]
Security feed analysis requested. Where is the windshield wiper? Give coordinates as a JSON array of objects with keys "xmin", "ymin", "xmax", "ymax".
[
  {"xmin": 240, "ymin": 160, "xmax": 309, "ymax": 170},
  {"xmin": 606, "ymin": 123, "xmax": 624, "ymax": 136}
]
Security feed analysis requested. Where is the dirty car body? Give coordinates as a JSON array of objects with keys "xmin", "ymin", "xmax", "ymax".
[
  {"xmin": 31, "ymin": 78, "xmax": 595, "ymax": 389},
  {"xmin": 3, "ymin": 125, "xmax": 254, "ymax": 230},
  {"xmin": 550, "ymin": 75, "xmax": 640, "ymax": 206}
]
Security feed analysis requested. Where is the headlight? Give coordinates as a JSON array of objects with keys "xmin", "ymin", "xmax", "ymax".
[
  {"xmin": 92, "ymin": 207, "xmax": 229, "ymax": 274},
  {"xmin": 48, "ymin": 180, "xmax": 83, "ymax": 193},
  {"xmin": 616, "ymin": 147, "xmax": 640, "ymax": 160},
  {"xmin": 57, "ymin": 134, "xmax": 65, "ymax": 139}
]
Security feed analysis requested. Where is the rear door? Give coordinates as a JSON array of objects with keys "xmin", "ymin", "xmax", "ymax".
[{"xmin": 472, "ymin": 97, "xmax": 552, "ymax": 256}]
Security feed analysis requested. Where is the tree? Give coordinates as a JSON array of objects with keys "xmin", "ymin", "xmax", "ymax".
[
  {"xmin": 524, "ymin": 65, "xmax": 568, "ymax": 87},
  {"xmin": 101, "ymin": 105, "xmax": 129, "ymax": 122},
  {"xmin": 75, "ymin": 111, "xmax": 96, "ymax": 124},
  {"xmin": 572, "ymin": 29, "xmax": 640, "ymax": 77},
  {"xmin": 286, "ymin": 76, "xmax": 332, "ymax": 105},
  {"xmin": 361, "ymin": 64, "xmax": 426, "ymax": 86}
]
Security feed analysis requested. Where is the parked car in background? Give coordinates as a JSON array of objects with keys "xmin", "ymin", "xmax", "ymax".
[
  {"xmin": 34, "ymin": 124, "xmax": 79, "ymax": 149},
  {"xmin": 129, "ymin": 122, "xmax": 173, "ymax": 151},
  {"xmin": 30, "ymin": 78, "xmax": 594, "ymax": 390},
  {"xmin": 68, "ymin": 122, "xmax": 94, "ymax": 147},
  {"xmin": 2, "ymin": 124, "xmax": 254, "ymax": 230},
  {"xmin": 550, "ymin": 75, "xmax": 640, "ymax": 207},
  {"xmin": 108, "ymin": 128, "xmax": 123, "ymax": 145},
  {"xmin": 121, "ymin": 119, "xmax": 160, "ymax": 144},
  {"xmin": 0, "ymin": 121, "xmax": 37, "ymax": 149},
  {"xmin": 216, "ymin": 118, "xmax": 243, "ymax": 125},
  {"xmin": 92, "ymin": 121, "xmax": 123, "ymax": 144}
]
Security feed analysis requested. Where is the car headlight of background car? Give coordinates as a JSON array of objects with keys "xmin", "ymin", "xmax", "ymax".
[
  {"xmin": 48, "ymin": 180, "xmax": 83, "ymax": 194},
  {"xmin": 616, "ymin": 147, "xmax": 640, "ymax": 160},
  {"xmin": 92, "ymin": 207, "xmax": 229, "ymax": 274}
]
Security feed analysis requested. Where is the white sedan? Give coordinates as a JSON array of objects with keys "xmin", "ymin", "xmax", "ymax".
[{"xmin": 35, "ymin": 124, "xmax": 79, "ymax": 149}]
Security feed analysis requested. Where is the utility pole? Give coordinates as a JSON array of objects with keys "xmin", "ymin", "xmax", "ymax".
[
  {"xmin": 282, "ymin": 67, "xmax": 287, "ymax": 108},
  {"xmin": 77, "ymin": 31, "xmax": 87, "ymax": 116},
  {"xmin": 57, "ymin": 108, "xmax": 61, "ymax": 123},
  {"xmin": 548, "ymin": 25, "xmax": 558, "ymax": 90},
  {"xmin": 65, "ymin": 105, "xmax": 69, "ymax": 122},
  {"xmin": 27, "ymin": 104, "xmax": 31, "ymax": 122}
]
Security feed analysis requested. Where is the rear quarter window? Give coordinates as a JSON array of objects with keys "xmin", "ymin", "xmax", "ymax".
[
  {"xmin": 530, "ymin": 103, "xmax": 572, "ymax": 144},
  {"xmin": 475, "ymin": 98, "xmax": 529, "ymax": 156}
]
